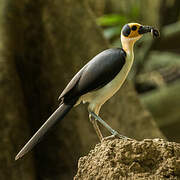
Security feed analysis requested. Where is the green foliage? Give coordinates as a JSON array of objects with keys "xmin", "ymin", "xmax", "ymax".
[{"xmin": 97, "ymin": 14, "xmax": 127, "ymax": 26}]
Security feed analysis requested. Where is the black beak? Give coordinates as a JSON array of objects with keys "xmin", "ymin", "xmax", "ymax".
[{"xmin": 138, "ymin": 25, "xmax": 160, "ymax": 38}]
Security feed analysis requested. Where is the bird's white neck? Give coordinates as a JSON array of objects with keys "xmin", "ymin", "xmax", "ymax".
[{"xmin": 121, "ymin": 35, "xmax": 135, "ymax": 60}]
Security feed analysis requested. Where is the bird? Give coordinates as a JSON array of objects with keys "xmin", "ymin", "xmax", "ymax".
[{"xmin": 15, "ymin": 23, "xmax": 160, "ymax": 160}]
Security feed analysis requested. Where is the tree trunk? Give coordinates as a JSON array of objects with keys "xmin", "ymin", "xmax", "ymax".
[
  {"xmin": 2, "ymin": 0, "xmax": 165, "ymax": 179},
  {"xmin": 0, "ymin": 0, "xmax": 35, "ymax": 179}
]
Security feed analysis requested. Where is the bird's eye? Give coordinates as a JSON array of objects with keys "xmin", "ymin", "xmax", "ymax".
[
  {"xmin": 122, "ymin": 24, "xmax": 131, "ymax": 37},
  {"xmin": 131, "ymin": 25, "xmax": 137, "ymax": 31}
]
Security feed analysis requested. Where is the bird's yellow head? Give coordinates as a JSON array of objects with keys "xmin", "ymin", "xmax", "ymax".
[
  {"xmin": 121, "ymin": 23, "xmax": 160, "ymax": 40},
  {"xmin": 122, "ymin": 23, "xmax": 142, "ymax": 39},
  {"xmin": 121, "ymin": 23, "xmax": 160, "ymax": 52}
]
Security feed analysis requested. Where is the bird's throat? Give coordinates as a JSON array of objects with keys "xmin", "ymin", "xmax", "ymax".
[
  {"xmin": 121, "ymin": 36, "xmax": 135, "ymax": 56},
  {"xmin": 121, "ymin": 37, "xmax": 135, "ymax": 63}
]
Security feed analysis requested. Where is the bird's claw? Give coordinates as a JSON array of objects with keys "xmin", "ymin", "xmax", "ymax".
[
  {"xmin": 102, "ymin": 134, "xmax": 116, "ymax": 141},
  {"xmin": 102, "ymin": 131, "xmax": 132, "ymax": 141}
]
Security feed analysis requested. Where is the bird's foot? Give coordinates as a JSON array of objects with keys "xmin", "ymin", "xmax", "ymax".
[
  {"xmin": 112, "ymin": 130, "xmax": 132, "ymax": 140},
  {"xmin": 89, "ymin": 112, "xmax": 132, "ymax": 141},
  {"xmin": 102, "ymin": 131, "xmax": 132, "ymax": 141},
  {"xmin": 102, "ymin": 134, "xmax": 116, "ymax": 141}
]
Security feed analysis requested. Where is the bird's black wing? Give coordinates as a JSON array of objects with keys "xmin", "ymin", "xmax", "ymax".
[{"xmin": 59, "ymin": 48, "xmax": 126, "ymax": 102}]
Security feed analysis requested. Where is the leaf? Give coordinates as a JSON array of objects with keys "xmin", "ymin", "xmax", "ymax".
[{"xmin": 97, "ymin": 14, "xmax": 128, "ymax": 26}]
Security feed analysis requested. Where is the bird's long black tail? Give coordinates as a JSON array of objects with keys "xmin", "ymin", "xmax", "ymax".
[{"xmin": 15, "ymin": 103, "xmax": 73, "ymax": 160}]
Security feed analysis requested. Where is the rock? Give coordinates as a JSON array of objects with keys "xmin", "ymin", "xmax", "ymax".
[{"xmin": 74, "ymin": 138, "xmax": 180, "ymax": 180}]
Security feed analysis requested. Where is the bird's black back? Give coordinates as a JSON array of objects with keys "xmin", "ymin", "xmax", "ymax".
[{"xmin": 59, "ymin": 48, "xmax": 126, "ymax": 104}]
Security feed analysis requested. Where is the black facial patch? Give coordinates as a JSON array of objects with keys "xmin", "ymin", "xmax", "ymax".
[
  {"xmin": 122, "ymin": 24, "xmax": 131, "ymax": 37},
  {"xmin": 131, "ymin": 25, "xmax": 137, "ymax": 31}
]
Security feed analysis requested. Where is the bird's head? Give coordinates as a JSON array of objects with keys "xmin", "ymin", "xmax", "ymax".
[{"xmin": 121, "ymin": 23, "xmax": 160, "ymax": 52}]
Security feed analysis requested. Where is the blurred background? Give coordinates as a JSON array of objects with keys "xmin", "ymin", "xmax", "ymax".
[{"xmin": 0, "ymin": 0, "xmax": 179, "ymax": 179}]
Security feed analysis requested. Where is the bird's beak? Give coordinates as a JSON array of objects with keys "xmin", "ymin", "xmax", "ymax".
[{"xmin": 138, "ymin": 25, "xmax": 160, "ymax": 38}]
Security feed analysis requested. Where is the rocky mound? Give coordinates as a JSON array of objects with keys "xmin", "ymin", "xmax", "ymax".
[{"xmin": 74, "ymin": 138, "xmax": 180, "ymax": 179}]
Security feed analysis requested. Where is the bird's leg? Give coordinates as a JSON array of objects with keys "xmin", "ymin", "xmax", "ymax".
[
  {"xmin": 89, "ymin": 114, "xmax": 103, "ymax": 141},
  {"xmin": 90, "ymin": 112, "xmax": 131, "ymax": 140}
]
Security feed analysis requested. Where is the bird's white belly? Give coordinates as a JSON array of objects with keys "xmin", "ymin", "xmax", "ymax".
[{"xmin": 79, "ymin": 56, "xmax": 133, "ymax": 110}]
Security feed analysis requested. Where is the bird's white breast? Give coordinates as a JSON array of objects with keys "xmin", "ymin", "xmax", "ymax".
[{"xmin": 79, "ymin": 51, "xmax": 134, "ymax": 112}]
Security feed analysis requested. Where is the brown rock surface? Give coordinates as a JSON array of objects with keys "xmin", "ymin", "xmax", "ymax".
[{"xmin": 74, "ymin": 138, "xmax": 180, "ymax": 180}]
